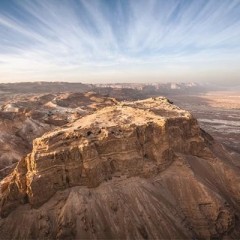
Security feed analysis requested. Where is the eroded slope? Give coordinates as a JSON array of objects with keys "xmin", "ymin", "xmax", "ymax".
[
  {"xmin": 0, "ymin": 92, "xmax": 117, "ymax": 179},
  {"xmin": 0, "ymin": 97, "xmax": 240, "ymax": 239}
]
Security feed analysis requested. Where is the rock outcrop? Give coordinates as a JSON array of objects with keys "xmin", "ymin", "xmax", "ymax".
[
  {"xmin": 0, "ymin": 92, "xmax": 117, "ymax": 179},
  {"xmin": 0, "ymin": 97, "xmax": 240, "ymax": 239}
]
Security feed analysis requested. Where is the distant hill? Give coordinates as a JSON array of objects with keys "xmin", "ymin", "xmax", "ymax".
[{"xmin": 0, "ymin": 82, "xmax": 92, "ymax": 94}]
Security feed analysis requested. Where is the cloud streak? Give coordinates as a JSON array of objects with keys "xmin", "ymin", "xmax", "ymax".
[{"xmin": 0, "ymin": 0, "xmax": 239, "ymax": 84}]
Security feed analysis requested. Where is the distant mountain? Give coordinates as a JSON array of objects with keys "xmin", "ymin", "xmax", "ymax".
[
  {"xmin": 0, "ymin": 82, "xmax": 92, "ymax": 94},
  {"xmin": 94, "ymin": 82, "xmax": 208, "ymax": 96},
  {"xmin": 0, "ymin": 81, "xmax": 231, "ymax": 96}
]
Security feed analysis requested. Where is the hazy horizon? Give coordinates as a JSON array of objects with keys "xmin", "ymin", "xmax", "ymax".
[{"xmin": 0, "ymin": 0, "xmax": 239, "ymax": 85}]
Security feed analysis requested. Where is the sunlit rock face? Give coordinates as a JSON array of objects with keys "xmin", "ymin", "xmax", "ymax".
[
  {"xmin": 0, "ymin": 97, "xmax": 240, "ymax": 239},
  {"xmin": 0, "ymin": 91, "xmax": 117, "ymax": 180}
]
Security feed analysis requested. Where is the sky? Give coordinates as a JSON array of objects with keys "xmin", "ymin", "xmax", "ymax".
[{"xmin": 0, "ymin": 0, "xmax": 239, "ymax": 85}]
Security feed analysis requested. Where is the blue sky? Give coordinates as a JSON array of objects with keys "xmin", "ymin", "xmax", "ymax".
[{"xmin": 0, "ymin": 0, "xmax": 239, "ymax": 84}]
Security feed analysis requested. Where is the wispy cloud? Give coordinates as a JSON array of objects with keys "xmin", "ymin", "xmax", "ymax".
[{"xmin": 0, "ymin": 0, "xmax": 239, "ymax": 83}]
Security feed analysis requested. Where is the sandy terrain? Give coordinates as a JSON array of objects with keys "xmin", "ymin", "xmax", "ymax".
[
  {"xmin": 200, "ymin": 91, "xmax": 240, "ymax": 109},
  {"xmin": 170, "ymin": 91, "xmax": 240, "ymax": 155}
]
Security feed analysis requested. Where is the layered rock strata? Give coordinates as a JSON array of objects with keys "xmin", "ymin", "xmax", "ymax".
[{"xmin": 0, "ymin": 97, "xmax": 240, "ymax": 239}]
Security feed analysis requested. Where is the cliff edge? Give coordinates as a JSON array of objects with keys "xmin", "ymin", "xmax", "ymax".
[{"xmin": 0, "ymin": 97, "xmax": 240, "ymax": 239}]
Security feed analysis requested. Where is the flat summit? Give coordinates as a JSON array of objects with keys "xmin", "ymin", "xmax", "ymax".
[{"xmin": 0, "ymin": 97, "xmax": 240, "ymax": 239}]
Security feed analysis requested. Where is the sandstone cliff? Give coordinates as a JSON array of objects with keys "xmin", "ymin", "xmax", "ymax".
[
  {"xmin": 0, "ymin": 92, "xmax": 117, "ymax": 179},
  {"xmin": 0, "ymin": 97, "xmax": 240, "ymax": 239}
]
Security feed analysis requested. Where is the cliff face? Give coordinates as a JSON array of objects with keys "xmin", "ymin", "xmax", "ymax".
[
  {"xmin": 0, "ymin": 97, "xmax": 240, "ymax": 239},
  {"xmin": 0, "ymin": 91, "xmax": 117, "ymax": 180}
]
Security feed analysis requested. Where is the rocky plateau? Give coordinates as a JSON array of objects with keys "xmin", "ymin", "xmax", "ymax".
[
  {"xmin": 0, "ymin": 97, "xmax": 240, "ymax": 239},
  {"xmin": 0, "ymin": 91, "xmax": 117, "ymax": 179}
]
